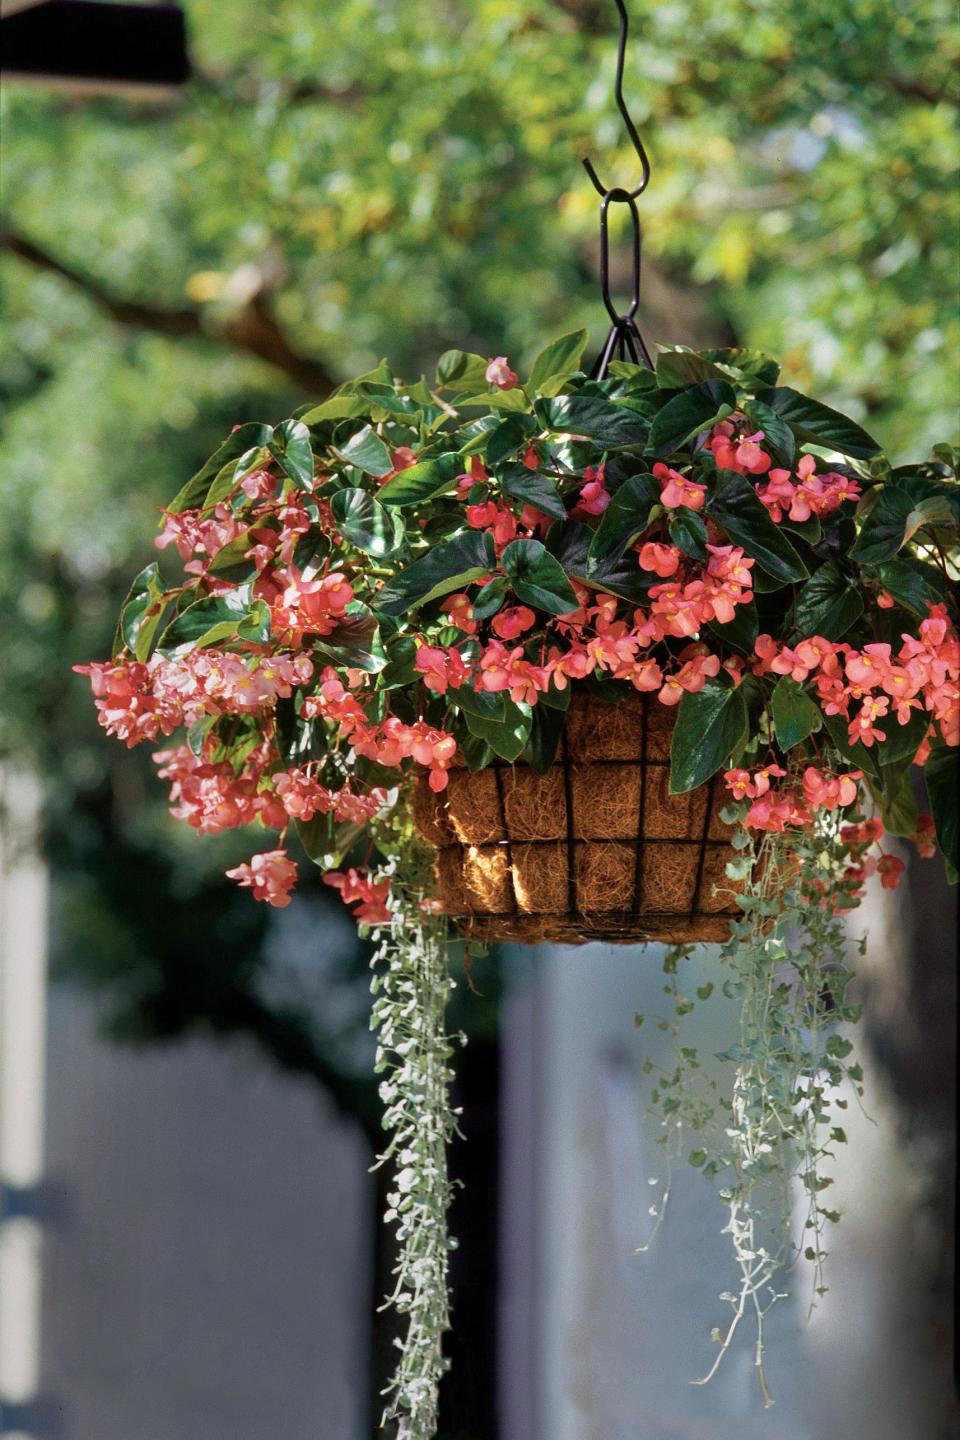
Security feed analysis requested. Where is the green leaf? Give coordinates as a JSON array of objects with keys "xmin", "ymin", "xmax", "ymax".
[
  {"xmin": 742, "ymin": 398, "xmax": 796, "ymax": 467},
  {"xmin": 115, "ymin": 562, "xmax": 168, "ymax": 661},
  {"xmin": 522, "ymin": 701, "xmax": 566, "ymax": 774},
  {"xmin": 333, "ymin": 424, "xmax": 394, "ymax": 478},
  {"xmin": 378, "ymin": 452, "xmax": 463, "ymax": 506},
  {"xmin": 869, "ymin": 761, "xmax": 919, "ymax": 838},
  {"xmin": 585, "ymin": 472, "xmax": 660, "ymax": 574},
  {"xmin": 534, "ymin": 394, "xmax": 645, "ymax": 447},
  {"xmin": 314, "ymin": 601, "xmax": 386, "ymax": 672},
  {"xmin": 269, "ymin": 419, "xmax": 314, "ymax": 488},
  {"xmin": 499, "ymin": 464, "xmax": 567, "ymax": 520},
  {"xmin": 203, "ymin": 446, "xmax": 271, "ymax": 509},
  {"xmin": 485, "ymin": 413, "xmax": 538, "ymax": 467},
  {"xmin": 700, "ymin": 347, "xmax": 781, "ymax": 385},
  {"xmin": 654, "ymin": 348, "xmax": 731, "ymax": 388},
  {"xmin": 457, "ymin": 389, "xmax": 531, "ymax": 412},
  {"xmin": 874, "ymin": 558, "xmax": 944, "ymax": 617},
  {"xmin": 818, "ymin": 709, "xmax": 880, "ymax": 779},
  {"xmin": 454, "ymin": 686, "xmax": 506, "ymax": 723},
  {"xmin": 851, "ymin": 485, "xmax": 918, "ymax": 565},
  {"xmin": 794, "ymin": 561, "xmax": 864, "ymax": 640},
  {"xmin": 874, "ymin": 706, "xmax": 929, "ymax": 764},
  {"xmin": 528, "ymin": 329, "xmax": 588, "ymax": 391},
  {"xmin": 471, "ymin": 575, "xmax": 508, "ymax": 619},
  {"xmin": 168, "ymin": 423, "xmax": 273, "ymax": 512},
  {"xmin": 647, "ymin": 379, "xmax": 737, "ymax": 455},
  {"xmin": 706, "ymin": 601, "xmax": 758, "ymax": 657},
  {"xmin": 500, "ymin": 538, "xmax": 580, "ymax": 614},
  {"xmin": 330, "ymin": 487, "xmax": 403, "ymax": 556},
  {"xmin": 297, "ymin": 394, "xmax": 375, "ymax": 423},
  {"xmin": 435, "ymin": 349, "xmax": 490, "ymax": 390},
  {"xmin": 706, "ymin": 471, "xmax": 809, "ymax": 585},
  {"xmin": 462, "ymin": 694, "xmax": 531, "ymax": 760},
  {"xmin": 669, "ymin": 679, "xmax": 749, "ymax": 793},
  {"xmin": 667, "ymin": 508, "xmax": 708, "ymax": 559},
  {"xmin": 157, "ymin": 582, "xmax": 259, "ymax": 651},
  {"xmin": 925, "ymin": 747, "xmax": 958, "ymax": 875},
  {"xmin": 771, "ymin": 676, "xmax": 822, "ymax": 751},
  {"xmin": 377, "ymin": 530, "xmax": 495, "ymax": 614},
  {"xmin": 760, "ymin": 389, "xmax": 880, "ymax": 460},
  {"xmin": 379, "ymin": 634, "xmax": 418, "ymax": 688}
]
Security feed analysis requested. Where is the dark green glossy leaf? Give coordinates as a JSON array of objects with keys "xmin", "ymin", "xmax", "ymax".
[
  {"xmin": 203, "ymin": 446, "xmax": 271, "ymax": 509},
  {"xmin": 333, "ymin": 424, "xmax": 394, "ymax": 478},
  {"xmin": 378, "ymin": 452, "xmax": 463, "ymax": 506},
  {"xmin": 585, "ymin": 472, "xmax": 660, "ymax": 574},
  {"xmin": 269, "ymin": 419, "xmax": 314, "ymax": 488},
  {"xmin": 379, "ymin": 634, "xmax": 418, "ymax": 688},
  {"xmin": 851, "ymin": 485, "xmax": 920, "ymax": 564},
  {"xmin": 377, "ymin": 530, "xmax": 495, "ymax": 614},
  {"xmin": 485, "ymin": 413, "xmax": 538, "ymax": 467},
  {"xmin": 314, "ymin": 601, "xmax": 385, "ymax": 672},
  {"xmin": 501, "ymin": 538, "xmax": 580, "ymax": 614},
  {"xmin": 471, "ymin": 575, "xmax": 508, "ymax": 619},
  {"xmin": 499, "ymin": 464, "xmax": 567, "ymax": 520},
  {"xmin": 654, "ymin": 349, "xmax": 730, "ymax": 388},
  {"xmin": 168, "ymin": 423, "xmax": 273, "ymax": 513},
  {"xmin": 115, "ymin": 562, "xmax": 168, "ymax": 661},
  {"xmin": 794, "ymin": 561, "xmax": 864, "ymax": 640},
  {"xmin": 925, "ymin": 747, "xmax": 958, "ymax": 875},
  {"xmin": 706, "ymin": 601, "xmax": 759, "ymax": 657},
  {"xmin": 157, "ymin": 582, "xmax": 258, "ymax": 651},
  {"xmin": 771, "ymin": 676, "xmax": 822, "ymax": 751},
  {"xmin": 534, "ymin": 394, "xmax": 645, "ymax": 447},
  {"xmin": 330, "ymin": 487, "xmax": 403, "ymax": 556},
  {"xmin": 706, "ymin": 471, "xmax": 809, "ymax": 585},
  {"xmin": 874, "ymin": 706, "xmax": 928, "ymax": 764},
  {"xmin": 818, "ymin": 709, "xmax": 880, "ymax": 779},
  {"xmin": 760, "ymin": 388, "xmax": 880, "ymax": 459},
  {"xmin": 874, "ymin": 558, "xmax": 945, "ymax": 617},
  {"xmin": 668, "ymin": 507, "xmax": 708, "ymax": 560},
  {"xmin": 647, "ymin": 379, "xmax": 737, "ymax": 455},
  {"xmin": 528, "ymin": 329, "xmax": 588, "ymax": 391},
  {"xmin": 872, "ymin": 761, "xmax": 919, "ymax": 839},
  {"xmin": 454, "ymin": 686, "xmax": 506, "ymax": 723},
  {"xmin": 742, "ymin": 397, "xmax": 796, "ymax": 467},
  {"xmin": 462, "ymin": 694, "xmax": 531, "ymax": 760},
  {"xmin": 669, "ymin": 679, "xmax": 749, "ymax": 794},
  {"xmin": 522, "ymin": 701, "xmax": 566, "ymax": 774}
]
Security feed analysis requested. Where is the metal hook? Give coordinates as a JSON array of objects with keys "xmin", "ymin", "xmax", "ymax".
[
  {"xmin": 582, "ymin": 0, "xmax": 651, "ymax": 202},
  {"xmin": 583, "ymin": 1, "xmax": 654, "ymax": 376}
]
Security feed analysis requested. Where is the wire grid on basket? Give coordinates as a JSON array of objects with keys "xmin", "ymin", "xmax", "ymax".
[{"xmin": 413, "ymin": 691, "xmax": 739, "ymax": 945}]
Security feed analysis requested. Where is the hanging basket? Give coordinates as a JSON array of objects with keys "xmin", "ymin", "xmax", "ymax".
[{"xmin": 413, "ymin": 690, "xmax": 739, "ymax": 945}]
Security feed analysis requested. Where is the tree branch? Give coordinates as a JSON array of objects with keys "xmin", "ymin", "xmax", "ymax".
[{"xmin": 2, "ymin": 224, "xmax": 335, "ymax": 396}]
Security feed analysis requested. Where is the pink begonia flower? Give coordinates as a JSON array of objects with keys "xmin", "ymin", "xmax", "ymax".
[
  {"xmin": 638, "ymin": 542, "xmax": 681, "ymax": 577},
  {"xmin": 442, "ymin": 593, "xmax": 478, "ymax": 634},
  {"xmin": 571, "ymin": 463, "xmax": 610, "ymax": 518},
  {"xmin": 226, "ymin": 849, "xmax": 298, "ymax": 907},
  {"xmin": 653, "ymin": 462, "xmax": 708, "ymax": 511},
  {"xmin": 323, "ymin": 868, "xmax": 392, "ymax": 924},
  {"xmin": 913, "ymin": 813, "xmax": 937, "ymax": 858},
  {"xmin": 485, "ymin": 356, "xmax": 518, "ymax": 390},
  {"xmin": 734, "ymin": 433, "xmax": 772, "ymax": 474},
  {"xmin": 877, "ymin": 589, "xmax": 896, "ymax": 609},
  {"xmin": 492, "ymin": 606, "xmax": 536, "ymax": 640},
  {"xmin": 877, "ymin": 854, "xmax": 906, "ymax": 890}
]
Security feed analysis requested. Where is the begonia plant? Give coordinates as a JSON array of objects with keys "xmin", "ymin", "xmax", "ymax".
[{"xmin": 77, "ymin": 332, "xmax": 959, "ymax": 1431}]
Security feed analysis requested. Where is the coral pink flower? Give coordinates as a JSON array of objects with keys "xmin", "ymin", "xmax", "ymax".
[
  {"xmin": 653, "ymin": 462, "xmax": 707, "ymax": 511},
  {"xmin": 226, "ymin": 849, "xmax": 298, "ymax": 907},
  {"xmin": 913, "ymin": 813, "xmax": 937, "ymax": 858},
  {"xmin": 638, "ymin": 542, "xmax": 681, "ymax": 577},
  {"xmin": 571, "ymin": 463, "xmax": 610, "ymax": 518},
  {"xmin": 734, "ymin": 433, "xmax": 772, "ymax": 475},
  {"xmin": 492, "ymin": 605, "xmax": 536, "ymax": 640},
  {"xmin": 323, "ymin": 868, "xmax": 392, "ymax": 924},
  {"xmin": 442, "ymin": 593, "xmax": 479, "ymax": 634},
  {"xmin": 485, "ymin": 356, "xmax": 518, "ymax": 390},
  {"xmin": 877, "ymin": 854, "xmax": 906, "ymax": 890}
]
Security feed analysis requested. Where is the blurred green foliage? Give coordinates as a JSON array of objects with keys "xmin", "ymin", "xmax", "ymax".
[{"xmin": 0, "ymin": 0, "xmax": 956, "ymax": 1080}]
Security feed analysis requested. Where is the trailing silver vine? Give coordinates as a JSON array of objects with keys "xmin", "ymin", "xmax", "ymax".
[
  {"xmin": 367, "ymin": 846, "xmax": 462, "ymax": 1439},
  {"xmin": 639, "ymin": 804, "xmax": 867, "ymax": 1404}
]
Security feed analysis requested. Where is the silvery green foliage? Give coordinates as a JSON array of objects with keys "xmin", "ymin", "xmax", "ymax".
[
  {"xmin": 369, "ymin": 893, "xmax": 462, "ymax": 1439},
  {"xmin": 640, "ymin": 810, "xmax": 865, "ymax": 1405}
]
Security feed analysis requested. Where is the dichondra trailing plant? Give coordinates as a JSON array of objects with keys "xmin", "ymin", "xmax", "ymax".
[{"xmin": 78, "ymin": 334, "xmax": 958, "ymax": 1428}]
